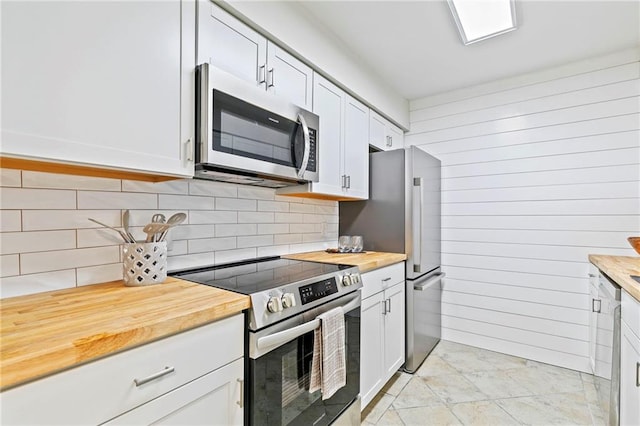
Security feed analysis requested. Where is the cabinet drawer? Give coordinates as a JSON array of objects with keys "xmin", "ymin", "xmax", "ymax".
[
  {"xmin": 622, "ymin": 290, "xmax": 640, "ymax": 339},
  {"xmin": 1, "ymin": 314, "xmax": 244, "ymax": 425},
  {"xmin": 361, "ymin": 262, "xmax": 404, "ymax": 299}
]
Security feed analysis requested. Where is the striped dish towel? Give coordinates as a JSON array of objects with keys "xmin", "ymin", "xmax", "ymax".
[{"xmin": 309, "ymin": 306, "xmax": 346, "ymax": 400}]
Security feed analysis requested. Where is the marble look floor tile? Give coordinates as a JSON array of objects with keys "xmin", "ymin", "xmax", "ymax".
[
  {"xmin": 439, "ymin": 349, "xmax": 501, "ymax": 373},
  {"xmin": 381, "ymin": 371, "xmax": 412, "ymax": 396},
  {"xmin": 423, "ymin": 374, "xmax": 489, "ymax": 404},
  {"xmin": 416, "ymin": 354, "xmax": 459, "ymax": 377},
  {"xmin": 525, "ymin": 360, "xmax": 582, "ymax": 380},
  {"xmin": 479, "ymin": 350, "xmax": 529, "ymax": 370},
  {"xmin": 580, "ymin": 372, "xmax": 595, "ymax": 384},
  {"xmin": 396, "ymin": 405, "xmax": 462, "ymax": 426},
  {"xmin": 496, "ymin": 392, "xmax": 593, "ymax": 425},
  {"xmin": 362, "ymin": 392, "xmax": 396, "ymax": 425},
  {"xmin": 463, "ymin": 369, "xmax": 532, "ymax": 399},
  {"xmin": 374, "ymin": 408, "xmax": 405, "ymax": 426},
  {"xmin": 505, "ymin": 364, "xmax": 584, "ymax": 395},
  {"xmin": 392, "ymin": 376, "xmax": 444, "ymax": 409},
  {"xmin": 450, "ymin": 400, "xmax": 520, "ymax": 426}
]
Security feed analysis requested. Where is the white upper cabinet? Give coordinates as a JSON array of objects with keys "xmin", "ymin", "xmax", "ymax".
[
  {"xmin": 0, "ymin": 0, "xmax": 195, "ymax": 178},
  {"xmin": 201, "ymin": 2, "xmax": 313, "ymax": 110},
  {"xmin": 369, "ymin": 110, "xmax": 404, "ymax": 151},
  {"xmin": 343, "ymin": 95, "xmax": 370, "ymax": 199}
]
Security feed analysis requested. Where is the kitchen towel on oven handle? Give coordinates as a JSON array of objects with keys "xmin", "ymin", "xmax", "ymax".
[{"xmin": 309, "ymin": 306, "xmax": 346, "ymax": 400}]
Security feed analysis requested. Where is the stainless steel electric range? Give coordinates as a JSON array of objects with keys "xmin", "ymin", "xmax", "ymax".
[{"xmin": 172, "ymin": 256, "xmax": 363, "ymax": 426}]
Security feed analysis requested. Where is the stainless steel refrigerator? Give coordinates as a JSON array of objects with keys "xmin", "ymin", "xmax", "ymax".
[{"xmin": 339, "ymin": 146, "xmax": 444, "ymax": 373}]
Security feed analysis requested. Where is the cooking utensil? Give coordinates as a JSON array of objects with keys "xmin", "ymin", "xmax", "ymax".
[
  {"xmin": 158, "ymin": 213, "xmax": 186, "ymax": 241},
  {"xmin": 151, "ymin": 213, "xmax": 166, "ymax": 224},
  {"xmin": 143, "ymin": 223, "xmax": 167, "ymax": 243},
  {"xmin": 88, "ymin": 218, "xmax": 134, "ymax": 243},
  {"xmin": 122, "ymin": 210, "xmax": 136, "ymax": 242}
]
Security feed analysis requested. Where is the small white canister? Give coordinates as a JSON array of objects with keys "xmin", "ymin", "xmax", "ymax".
[{"xmin": 122, "ymin": 242, "xmax": 167, "ymax": 286}]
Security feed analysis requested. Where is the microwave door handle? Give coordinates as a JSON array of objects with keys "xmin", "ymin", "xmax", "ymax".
[
  {"xmin": 196, "ymin": 63, "xmax": 210, "ymax": 161},
  {"xmin": 296, "ymin": 113, "xmax": 311, "ymax": 179}
]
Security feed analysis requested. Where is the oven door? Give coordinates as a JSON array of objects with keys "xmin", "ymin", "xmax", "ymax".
[
  {"xmin": 248, "ymin": 292, "xmax": 360, "ymax": 426},
  {"xmin": 196, "ymin": 63, "xmax": 318, "ymax": 183}
]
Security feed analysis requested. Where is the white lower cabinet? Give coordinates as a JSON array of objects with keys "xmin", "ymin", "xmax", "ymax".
[
  {"xmin": 0, "ymin": 314, "xmax": 244, "ymax": 425},
  {"xmin": 620, "ymin": 290, "xmax": 640, "ymax": 426},
  {"xmin": 360, "ymin": 263, "xmax": 406, "ymax": 409}
]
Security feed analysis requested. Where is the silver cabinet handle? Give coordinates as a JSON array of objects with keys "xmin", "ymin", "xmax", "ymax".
[
  {"xmin": 381, "ymin": 300, "xmax": 387, "ymax": 315},
  {"xmin": 387, "ymin": 298, "xmax": 391, "ymax": 313},
  {"xmin": 237, "ymin": 378, "xmax": 244, "ymax": 407},
  {"xmin": 296, "ymin": 113, "xmax": 310, "ymax": 179},
  {"xmin": 134, "ymin": 366, "xmax": 175, "ymax": 387},
  {"xmin": 341, "ymin": 175, "xmax": 346, "ymax": 189},
  {"xmin": 636, "ymin": 362, "xmax": 640, "ymax": 387},
  {"xmin": 386, "ymin": 135, "xmax": 392, "ymax": 147},
  {"xmin": 588, "ymin": 273, "xmax": 597, "ymax": 278},
  {"xmin": 185, "ymin": 138, "xmax": 193, "ymax": 163},
  {"xmin": 258, "ymin": 65, "xmax": 266, "ymax": 85},
  {"xmin": 592, "ymin": 299, "xmax": 602, "ymax": 313},
  {"xmin": 382, "ymin": 277, "xmax": 391, "ymax": 282},
  {"xmin": 346, "ymin": 175, "xmax": 351, "ymax": 189},
  {"xmin": 267, "ymin": 68, "xmax": 275, "ymax": 88}
]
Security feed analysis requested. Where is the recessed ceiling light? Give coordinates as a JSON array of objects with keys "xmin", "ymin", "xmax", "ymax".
[{"xmin": 447, "ymin": 0, "xmax": 517, "ymax": 45}]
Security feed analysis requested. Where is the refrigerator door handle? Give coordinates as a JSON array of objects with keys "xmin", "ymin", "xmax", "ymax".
[
  {"xmin": 414, "ymin": 273, "xmax": 445, "ymax": 291},
  {"xmin": 413, "ymin": 177, "xmax": 423, "ymax": 273}
]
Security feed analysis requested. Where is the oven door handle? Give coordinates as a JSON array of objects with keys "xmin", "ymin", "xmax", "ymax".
[{"xmin": 256, "ymin": 296, "xmax": 360, "ymax": 350}]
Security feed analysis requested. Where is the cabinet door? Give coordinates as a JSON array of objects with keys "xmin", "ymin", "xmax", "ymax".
[
  {"xmin": 105, "ymin": 358, "xmax": 244, "ymax": 426},
  {"xmin": 383, "ymin": 282, "xmax": 406, "ymax": 378},
  {"xmin": 360, "ymin": 292, "xmax": 385, "ymax": 410},
  {"xmin": 201, "ymin": 1, "xmax": 267, "ymax": 89},
  {"xmin": 1, "ymin": 1, "xmax": 193, "ymax": 177},
  {"xmin": 266, "ymin": 42, "xmax": 313, "ymax": 110},
  {"xmin": 620, "ymin": 322, "xmax": 640, "ymax": 426},
  {"xmin": 369, "ymin": 110, "xmax": 387, "ymax": 151},
  {"xmin": 386, "ymin": 123, "xmax": 404, "ymax": 150},
  {"xmin": 312, "ymin": 73, "xmax": 345, "ymax": 197},
  {"xmin": 343, "ymin": 95, "xmax": 369, "ymax": 199},
  {"xmin": 588, "ymin": 266, "xmax": 599, "ymax": 373}
]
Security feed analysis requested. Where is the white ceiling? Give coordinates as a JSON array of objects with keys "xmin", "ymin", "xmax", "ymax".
[{"xmin": 297, "ymin": 0, "xmax": 640, "ymax": 101}]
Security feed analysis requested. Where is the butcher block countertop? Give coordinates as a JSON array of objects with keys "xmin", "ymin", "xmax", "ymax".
[
  {"xmin": 589, "ymin": 254, "xmax": 640, "ymax": 302},
  {"xmin": 283, "ymin": 251, "xmax": 406, "ymax": 273},
  {"xmin": 0, "ymin": 277, "xmax": 250, "ymax": 390}
]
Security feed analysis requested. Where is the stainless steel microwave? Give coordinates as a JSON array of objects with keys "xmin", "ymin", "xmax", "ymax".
[{"xmin": 195, "ymin": 63, "xmax": 319, "ymax": 188}]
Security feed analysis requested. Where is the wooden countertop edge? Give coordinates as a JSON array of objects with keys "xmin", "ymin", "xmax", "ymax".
[
  {"xmin": 589, "ymin": 254, "xmax": 640, "ymax": 302},
  {"xmin": 283, "ymin": 251, "xmax": 407, "ymax": 273}
]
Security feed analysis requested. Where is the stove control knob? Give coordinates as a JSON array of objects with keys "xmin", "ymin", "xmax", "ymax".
[
  {"xmin": 351, "ymin": 273, "xmax": 361, "ymax": 285},
  {"xmin": 281, "ymin": 293, "xmax": 296, "ymax": 309},
  {"xmin": 342, "ymin": 274, "xmax": 353, "ymax": 287},
  {"xmin": 267, "ymin": 296, "xmax": 283, "ymax": 313}
]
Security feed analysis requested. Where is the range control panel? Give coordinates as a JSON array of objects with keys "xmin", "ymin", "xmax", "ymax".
[{"xmin": 299, "ymin": 277, "xmax": 338, "ymax": 305}]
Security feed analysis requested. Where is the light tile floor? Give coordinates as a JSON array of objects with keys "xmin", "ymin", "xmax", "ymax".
[{"xmin": 362, "ymin": 340, "xmax": 610, "ymax": 426}]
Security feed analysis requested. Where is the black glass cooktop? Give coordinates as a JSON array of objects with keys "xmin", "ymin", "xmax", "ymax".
[{"xmin": 171, "ymin": 256, "xmax": 349, "ymax": 294}]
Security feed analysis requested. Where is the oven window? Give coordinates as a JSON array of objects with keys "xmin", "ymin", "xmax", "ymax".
[{"xmin": 249, "ymin": 307, "xmax": 360, "ymax": 426}]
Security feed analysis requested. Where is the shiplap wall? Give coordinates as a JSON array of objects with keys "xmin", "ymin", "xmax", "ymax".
[
  {"xmin": 406, "ymin": 49, "xmax": 640, "ymax": 372},
  {"xmin": 0, "ymin": 171, "xmax": 337, "ymax": 298}
]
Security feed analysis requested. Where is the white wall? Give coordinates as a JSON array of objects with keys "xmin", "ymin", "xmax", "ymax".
[
  {"xmin": 219, "ymin": 0, "xmax": 410, "ymax": 129},
  {"xmin": 0, "ymin": 171, "xmax": 337, "ymax": 298},
  {"xmin": 407, "ymin": 49, "xmax": 640, "ymax": 372}
]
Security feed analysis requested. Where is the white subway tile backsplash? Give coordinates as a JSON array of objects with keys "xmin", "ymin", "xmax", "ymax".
[
  {"xmin": 122, "ymin": 179, "xmax": 188, "ymax": 194},
  {"xmin": 170, "ymin": 224, "xmax": 216, "ymax": 240},
  {"xmin": 290, "ymin": 241, "xmax": 331, "ymax": 253},
  {"xmin": 159, "ymin": 194, "xmax": 214, "ymax": 210},
  {"xmin": 0, "ymin": 211, "xmax": 21, "ymax": 232},
  {"xmin": 23, "ymin": 171, "xmax": 121, "ymax": 191},
  {"xmin": 258, "ymin": 245, "xmax": 290, "ymax": 257},
  {"xmin": 0, "ymin": 169, "xmax": 337, "ymax": 297},
  {"xmin": 189, "ymin": 180, "xmax": 238, "ymax": 197},
  {"xmin": 216, "ymin": 224, "xmax": 257, "ymax": 237},
  {"xmin": 188, "ymin": 237, "xmax": 236, "ymax": 254},
  {"xmin": 258, "ymin": 223, "xmax": 289, "ymax": 235},
  {"xmin": 77, "ymin": 263, "xmax": 122, "ymax": 286},
  {"xmin": 237, "ymin": 235, "xmax": 274, "ymax": 248},
  {"xmin": 0, "ymin": 230, "xmax": 76, "ymax": 255},
  {"xmin": 274, "ymin": 213, "xmax": 304, "ymax": 223},
  {"xmin": 21, "ymin": 246, "xmax": 119, "ymax": 275},
  {"xmin": 216, "ymin": 197, "xmax": 256, "ymax": 211},
  {"xmin": 1, "ymin": 188, "xmax": 76, "ymax": 209},
  {"xmin": 168, "ymin": 252, "xmax": 216, "ymax": 271},
  {"xmin": 237, "ymin": 186, "xmax": 275, "ymax": 200},
  {"xmin": 23, "ymin": 210, "xmax": 122, "ymax": 230},
  {"xmin": 238, "ymin": 211, "xmax": 274, "ymax": 223},
  {"xmin": 0, "ymin": 270, "xmax": 76, "ymax": 298},
  {"xmin": 274, "ymin": 233, "xmax": 303, "ymax": 245},
  {"xmin": 215, "ymin": 248, "xmax": 257, "ymax": 264},
  {"xmin": 189, "ymin": 210, "xmax": 237, "ymax": 224},
  {"xmin": 0, "ymin": 255, "xmax": 20, "ymax": 277},
  {"xmin": 0, "ymin": 169, "xmax": 21, "ymax": 187},
  {"xmin": 258, "ymin": 200, "xmax": 289, "ymax": 212},
  {"xmin": 78, "ymin": 191, "xmax": 157, "ymax": 210},
  {"xmin": 289, "ymin": 203, "xmax": 315, "ymax": 213}
]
